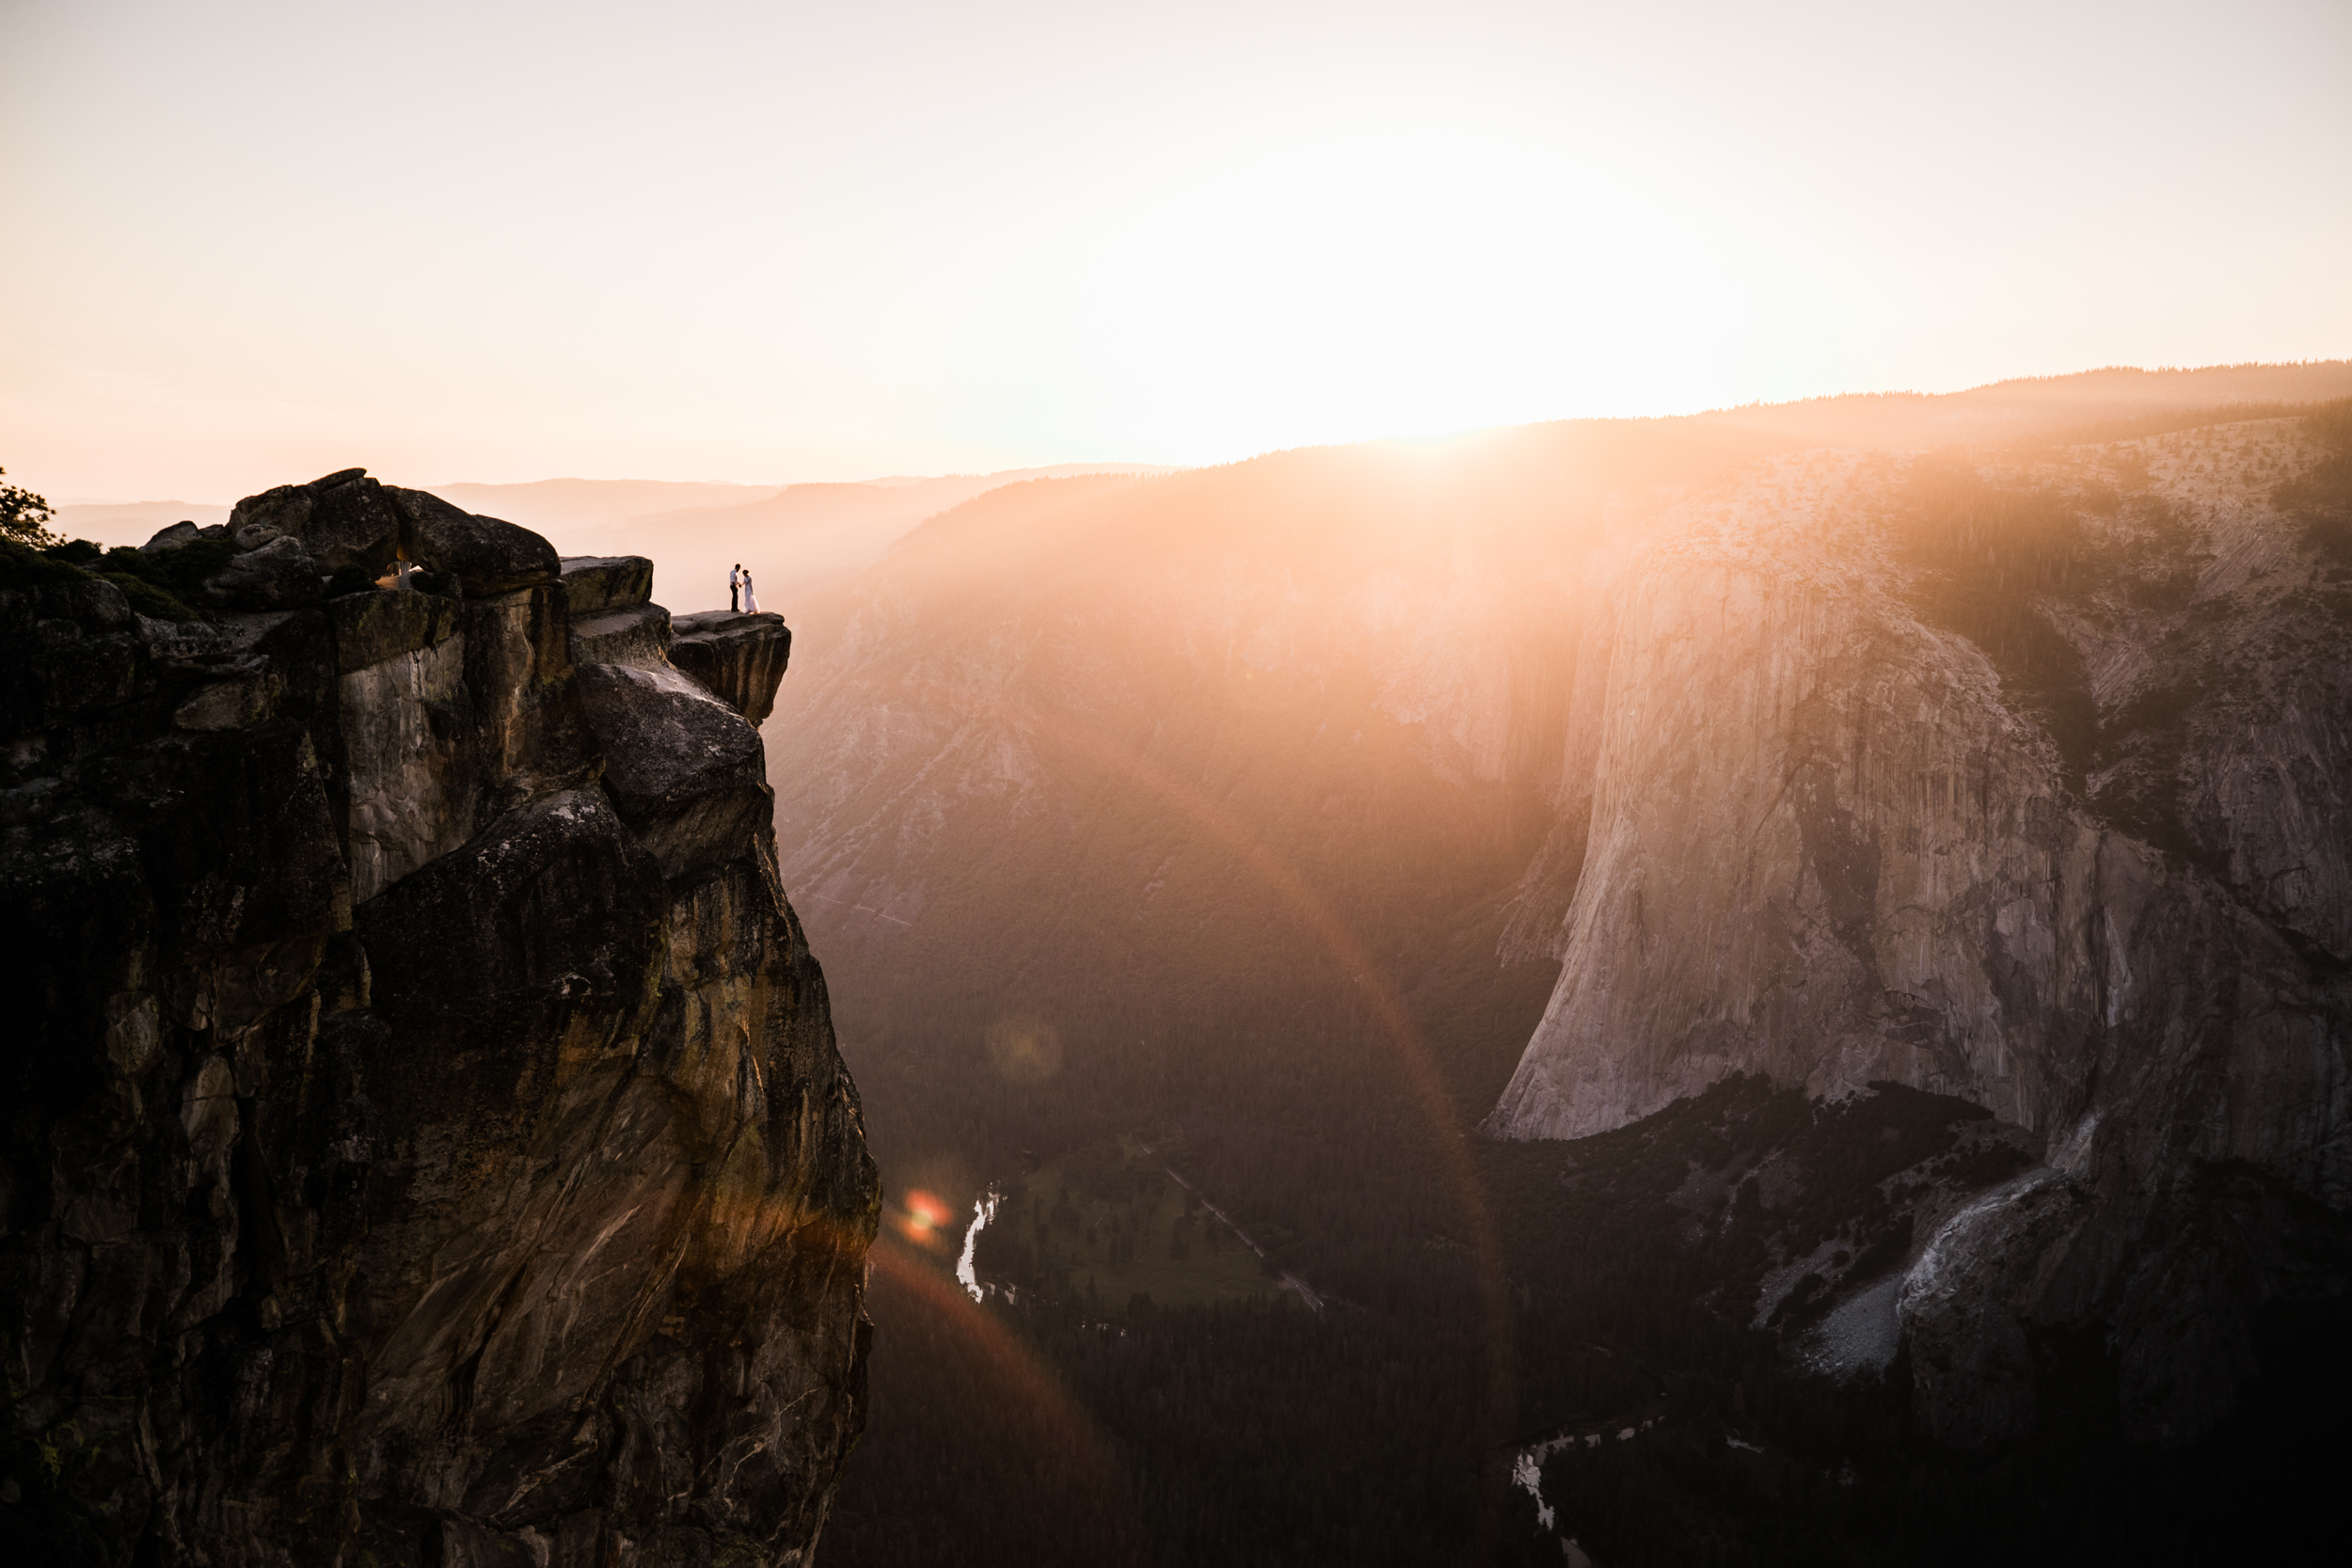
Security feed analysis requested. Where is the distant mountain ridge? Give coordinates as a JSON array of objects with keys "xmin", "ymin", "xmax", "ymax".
[
  {"xmin": 52, "ymin": 362, "xmax": 2344, "ymax": 566},
  {"xmin": 563, "ymin": 464, "xmax": 1179, "ymax": 613},
  {"xmin": 45, "ymin": 464, "xmax": 1178, "ymax": 588},
  {"xmin": 48, "ymin": 498, "xmax": 233, "ymax": 543},
  {"xmin": 425, "ymin": 477, "xmax": 780, "ymax": 531}
]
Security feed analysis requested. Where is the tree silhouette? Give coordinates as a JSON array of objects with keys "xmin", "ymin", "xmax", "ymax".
[{"xmin": 0, "ymin": 467, "xmax": 58, "ymax": 547}]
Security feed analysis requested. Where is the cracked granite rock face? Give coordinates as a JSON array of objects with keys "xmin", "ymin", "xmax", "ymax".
[
  {"xmin": 562, "ymin": 557, "xmax": 673, "ymax": 673},
  {"xmin": 0, "ymin": 481, "xmax": 877, "ymax": 1565},
  {"xmin": 1486, "ymin": 423, "xmax": 2352, "ymax": 1446},
  {"xmin": 671, "ymin": 611, "xmax": 793, "ymax": 727}
]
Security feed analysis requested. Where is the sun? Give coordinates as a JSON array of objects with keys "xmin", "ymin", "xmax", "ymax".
[{"xmin": 1024, "ymin": 97, "xmax": 1803, "ymax": 459}]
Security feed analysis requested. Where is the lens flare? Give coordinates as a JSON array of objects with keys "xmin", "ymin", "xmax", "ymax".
[
  {"xmin": 888, "ymin": 1187, "xmax": 956, "ymax": 1250},
  {"xmin": 791, "ymin": 666, "xmax": 1518, "ymax": 1511}
]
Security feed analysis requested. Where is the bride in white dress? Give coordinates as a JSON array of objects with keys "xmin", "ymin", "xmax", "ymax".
[{"xmin": 740, "ymin": 569, "xmax": 760, "ymax": 613}]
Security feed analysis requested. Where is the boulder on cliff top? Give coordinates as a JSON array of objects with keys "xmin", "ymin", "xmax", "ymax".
[
  {"xmin": 221, "ymin": 467, "xmax": 398, "ymax": 574},
  {"xmin": 560, "ymin": 555, "xmax": 655, "ymax": 617},
  {"xmin": 140, "ymin": 519, "xmax": 204, "ymax": 554},
  {"xmin": 201, "ymin": 532, "xmax": 323, "ymax": 610},
  {"xmin": 304, "ymin": 472, "xmax": 405, "ymax": 576},
  {"xmin": 386, "ymin": 486, "xmax": 562, "ymax": 595},
  {"xmin": 0, "ymin": 574, "xmax": 136, "ymax": 636},
  {"xmin": 225, "ymin": 482, "xmax": 312, "ymax": 542},
  {"xmin": 561, "ymin": 557, "xmax": 667, "ymax": 671},
  {"xmin": 574, "ymin": 660, "xmax": 771, "ymax": 880},
  {"xmin": 197, "ymin": 468, "xmax": 404, "ymax": 585}
]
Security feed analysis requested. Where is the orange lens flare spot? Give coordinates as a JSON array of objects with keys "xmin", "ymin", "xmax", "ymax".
[{"xmin": 892, "ymin": 1189, "xmax": 955, "ymax": 1247}]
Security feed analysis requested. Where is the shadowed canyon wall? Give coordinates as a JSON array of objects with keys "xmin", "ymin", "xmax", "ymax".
[{"xmin": 1, "ymin": 472, "xmax": 877, "ymax": 1566}]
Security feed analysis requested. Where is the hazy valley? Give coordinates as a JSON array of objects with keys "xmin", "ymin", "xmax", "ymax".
[
  {"xmin": 9, "ymin": 362, "xmax": 2352, "ymax": 1567},
  {"xmin": 758, "ymin": 363, "xmax": 2352, "ymax": 1564},
  {"xmin": 13, "ymin": 2, "xmax": 2346, "ymax": 1561}
]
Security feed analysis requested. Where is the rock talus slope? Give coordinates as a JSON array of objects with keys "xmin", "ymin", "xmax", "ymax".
[
  {"xmin": 0, "ymin": 476, "xmax": 878, "ymax": 1565},
  {"xmin": 1486, "ymin": 425, "xmax": 2352, "ymax": 1445}
]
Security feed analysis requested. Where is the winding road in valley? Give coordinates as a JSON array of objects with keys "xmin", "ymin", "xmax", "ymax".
[
  {"xmin": 954, "ymin": 1156, "xmax": 1326, "ymax": 1313},
  {"xmin": 1146, "ymin": 1148, "xmax": 1325, "ymax": 1313}
]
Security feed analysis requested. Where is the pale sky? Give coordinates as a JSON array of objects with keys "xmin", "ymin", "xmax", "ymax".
[{"xmin": 5, "ymin": 0, "xmax": 2347, "ymax": 501}]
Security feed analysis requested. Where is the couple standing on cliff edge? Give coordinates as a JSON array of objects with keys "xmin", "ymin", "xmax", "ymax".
[{"xmin": 729, "ymin": 562, "xmax": 761, "ymax": 614}]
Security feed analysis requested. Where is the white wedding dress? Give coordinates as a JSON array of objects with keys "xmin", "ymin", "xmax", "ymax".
[{"xmin": 741, "ymin": 577, "xmax": 760, "ymax": 613}]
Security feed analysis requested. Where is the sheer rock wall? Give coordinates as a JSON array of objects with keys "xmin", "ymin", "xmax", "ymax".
[
  {"xmin": 0, "ymin": 476, "xmax": 878, "ymax": 1565},
  {"xmin": 1486, "ymin": 428, "xmax": 2352, "ymax": 1446},
  {"xmin": 671, "ymin": 611, "xmax": 794, "ymax": 727}
]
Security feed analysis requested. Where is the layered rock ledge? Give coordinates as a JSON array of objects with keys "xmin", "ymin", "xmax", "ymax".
[
  {"xmin": 672, "ymin": 611, "xmax": 793, "ymax": 726},
  {"xmin": 0, "ymin": 473, "xmax": 875, "ymax": 1565}
]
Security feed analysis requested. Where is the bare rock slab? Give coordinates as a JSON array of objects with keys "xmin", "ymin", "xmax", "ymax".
[
  {"xmin": 574, "ymin": 660, "xmax": 772, "ymax": 880},
  {"xmin": 559, "ymin": 555, "xmax": 655, "ymax": 617},
  {"xmin": 356, "ymin": 786, "xmax": 666, "ymax": 1023},
  {"xmin": 568, "ymin": 603, "xmax": 672, "ymax": 670}
]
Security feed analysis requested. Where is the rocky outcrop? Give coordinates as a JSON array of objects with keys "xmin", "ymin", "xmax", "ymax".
[
  {"xmin": 672, "ymin": 610, "xmax": 792, "ymax": 726},
  {"xmin": 574, "ymin": 662, "xmax": 772, "ymax": 881},
  {"xmin": 561, "ymin": 556, "xmax": 656, "ymax": 619},
  {"xmin": 0, "ymin": 478, "xmax": 875, "ymax": 1564},
  {"xmin": 203, "ymin": 535, "xmax": 323, "ymax": 610},
  {"xmin": 224, "ymin": 467, "xmax": 405, "ymax": 579},
  {"xmin": 1486, "ymin": 423, "xmax": 2352, "ymax": 1445},
  {"xmin": 129, "ymin": 467, "xmax": 567, "ymax": 615},
  {"xmin": 383, "ymin": 487, "xmax": 561, "ymax": 596},
  {"xmin": 562, "ymin": 556, "xmax": 672, "ymax": 671}
]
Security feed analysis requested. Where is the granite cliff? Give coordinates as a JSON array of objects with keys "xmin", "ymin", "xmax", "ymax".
[
  {"xmin": 1485, "ymin": 416, "xmax": 2352, "ymax": 1445},
  {"xmin": 757, "ymin": 382, "xmax": 2351, "ymax": 1472},
  {"xmin": 0, "ymin": 471, "xmax": 877, "ymax": 1565}
]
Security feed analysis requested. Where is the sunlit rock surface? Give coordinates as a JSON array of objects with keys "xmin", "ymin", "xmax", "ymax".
[
  {"xmin": 0, "ymin": 475, "xmax": 876, "ymax": 1565},
  {"xmin": 1486, "ymin": 423, "xmax": 2352, "ymax": 1444}
]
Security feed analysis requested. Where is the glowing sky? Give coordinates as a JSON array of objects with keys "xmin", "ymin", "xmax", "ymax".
[{"xmin": 4, "ymin": 0, "xmax": 2347, "ymax": 500}]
